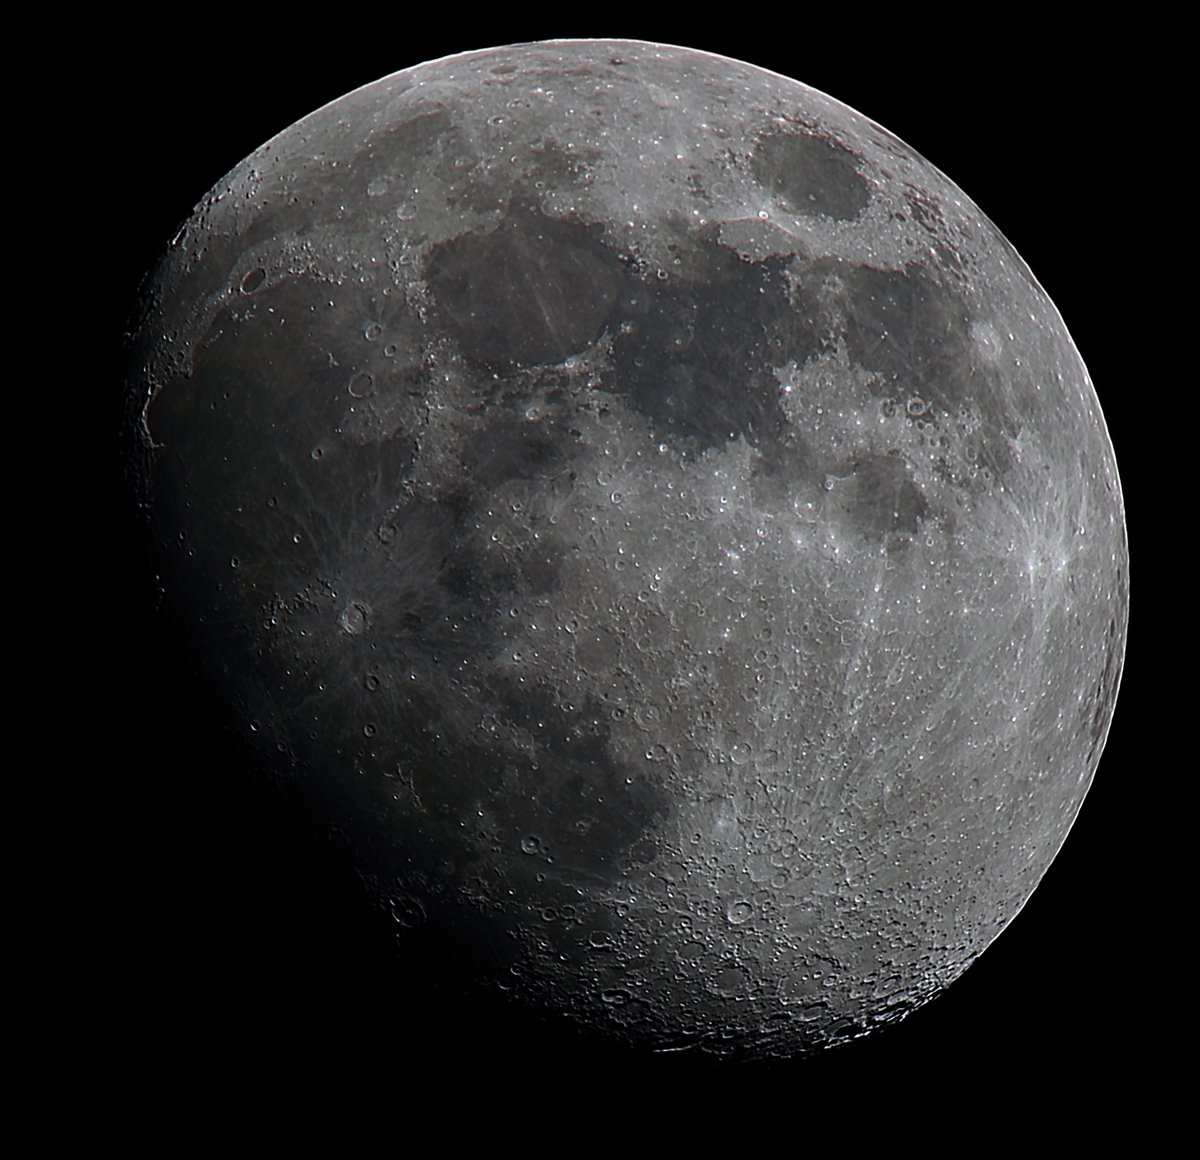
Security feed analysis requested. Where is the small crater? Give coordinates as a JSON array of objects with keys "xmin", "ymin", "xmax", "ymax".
[
  {"xmin": 389, "ymin": 895, "xmax": 427, "ymax": 928},
  {"xmin": 715, "ymin": 965, "xmax": 749, "ymax": 997},
  {"xmin": 239, "ymin": 267, "xmax": 266, "ymax": 294},
  {"xmin": 726, "ymin": 899, "xmax": 754, "ymax": 925},
  {"xmin": 348, "ymin": 372, "xmax": 375, "ymax": 399},
  {"xmin": 339, "ymin": 602, "xmax": 369, "ymax": 635}
]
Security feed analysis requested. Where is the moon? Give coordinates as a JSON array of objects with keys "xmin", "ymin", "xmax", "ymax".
[{"xmin": 122, "ymin": 39, "xmax": 1127, "ymax": 1062}]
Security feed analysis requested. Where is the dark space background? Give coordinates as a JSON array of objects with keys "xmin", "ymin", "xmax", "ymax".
[{"xmin": 105, "ymin": 26, "xmax": 1154, "ymax": 1110}]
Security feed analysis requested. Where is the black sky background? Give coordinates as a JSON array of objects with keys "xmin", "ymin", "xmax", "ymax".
[{"xmin": 107, "ymin": 26, "xmax": 1155, "ymax": 1109}]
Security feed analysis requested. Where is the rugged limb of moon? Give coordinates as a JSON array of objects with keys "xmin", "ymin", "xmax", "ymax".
[{"xmin": 125, "ymin": 40, "xmax": 1128, "ymax": 1058}]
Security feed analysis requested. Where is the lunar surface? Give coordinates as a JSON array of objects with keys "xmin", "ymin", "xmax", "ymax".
[{"xmin": 124, "ymin": 40, "xmax": 1127, "ymax": 1059}]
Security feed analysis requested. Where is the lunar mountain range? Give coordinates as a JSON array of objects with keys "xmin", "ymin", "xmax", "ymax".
[{"xmin": 122, "ymin": 40, "xmax": 1128, "ymax": 1062}]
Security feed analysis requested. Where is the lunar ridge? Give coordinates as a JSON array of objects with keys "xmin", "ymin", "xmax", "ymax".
[{"xmin": 126, "ymin": 40, "xmax": 1127, "ymax": 1058}]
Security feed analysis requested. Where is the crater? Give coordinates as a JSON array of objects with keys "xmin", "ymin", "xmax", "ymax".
[{"xmin": 751, "ymin": 131, "xmax": 871, "ymax": 221}]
